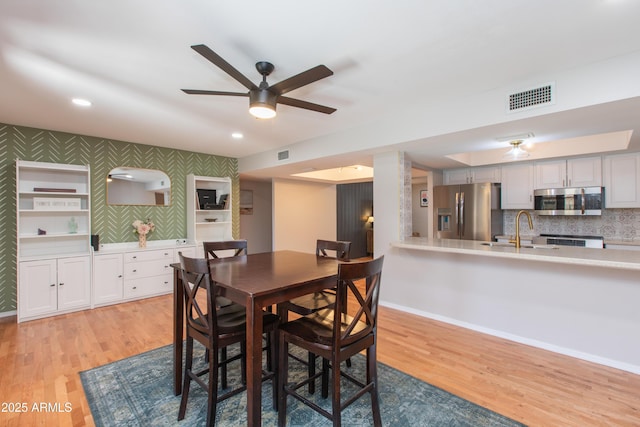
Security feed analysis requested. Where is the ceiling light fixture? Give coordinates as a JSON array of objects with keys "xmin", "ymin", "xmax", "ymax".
[
  {"xmin": 249, "ymin": 89, "xmax": 277, "ymax": 119},
  {"xmin": 72, "ymin": 98, "xmax": 92, "ymax": 107},
  {"xmin": 504, "ymin": 140, "xmax": 530, "ymax": 159},
  {"xmin": 231, "ymin": 132, "xmax": 244, "ymax": 139}
]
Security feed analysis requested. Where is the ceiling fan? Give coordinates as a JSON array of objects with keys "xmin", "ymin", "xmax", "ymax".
[{"xmin": 182, "ymin": 44, "xmax": 336, "ymax": 119}]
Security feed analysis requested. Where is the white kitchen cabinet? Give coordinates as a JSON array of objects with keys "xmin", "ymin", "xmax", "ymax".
[
  {"xmin": 501, "ymin": 163, "xmax": 534, "ymax": 209},
  {"xmin": 444, "ymin": 166, "xmax": 501, "ymax": 185},
  {"xmin": 187, "ymin": 174, "xmax": 233, "ymax": 256},
  {"xmin": 93, "ymin": 253, "xmax": 124, "ymax": 306},
  {"xmin": 124, "ymin": 248, "xmax": 174, "ymax": 299},
  {"xmin": 18, "ymin": 256, "xmax": 91, "ymax": 321},
  {"xmin": 93, "ymin": 243, "xmax": 195, "ymax": 306},
  {"xmin": 534, "ymin": 157, "xmax": 601, "ymax": 189},
  {"xmin": 603, "ymin": 152, "xmax": 640, "ymax": 208}
]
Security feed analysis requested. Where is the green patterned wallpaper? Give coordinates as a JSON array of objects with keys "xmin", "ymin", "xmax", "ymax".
[{"xmin": 0, "ymin": 122, "xmax": 238, "ymax": 314}]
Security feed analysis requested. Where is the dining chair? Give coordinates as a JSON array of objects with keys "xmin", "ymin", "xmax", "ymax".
[
  {"xmin": 277, "ymin": 256, "xmax": 384, "ymax": 427},
  {"xmin": 177, "ymin": 253, "xmax": 279, "ymax": 426},
  {"xmin": 203, "ymin": 239, "xmax": 278, "ymax": 373},
  {"xmin": 281, "ymin": 239, "xmax": 352, "ymax": 395},
  {"xmin": 203, "ymin": 240, "xmax": 248, "ymax": 309}
]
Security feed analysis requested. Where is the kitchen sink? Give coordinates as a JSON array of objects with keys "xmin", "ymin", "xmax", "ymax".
[{"xmin": 480, "ymin": 242, "xmax": 558, "ymax": 249}]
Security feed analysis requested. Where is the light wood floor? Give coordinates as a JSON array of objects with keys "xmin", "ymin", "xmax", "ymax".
[{"xmin": 1, "ymin": 294, "xmax": 638, "ymax": 426}]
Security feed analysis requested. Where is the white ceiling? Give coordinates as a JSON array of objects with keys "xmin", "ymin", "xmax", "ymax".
[{"xmin": 2, "ymin": 1, "xmax": 640, "ymax": 182}]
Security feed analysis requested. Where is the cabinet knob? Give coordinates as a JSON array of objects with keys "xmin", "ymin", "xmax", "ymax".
[
  {"xmin": 132, "ymin": 269, "xmax": 137, "ymax": 272},
  {"xmin": 132, "ymin": 286, "xmax": 137, "ymax": 290},
  {"xmin": 132, "ymin": 256, "xmax": 137, "ymax": 259},
  {"xmin": 50, "ymin": 283, "xmax": 56, "ymax": 287},
  {"xmin": 59, "ymin": 282, "xmax": 64, "ymax": 286},
  {"xmin": 118, "ymin": 275, "xmax": 123, "ymax": 278}
]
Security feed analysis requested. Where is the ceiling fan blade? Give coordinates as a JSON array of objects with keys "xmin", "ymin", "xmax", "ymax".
[
  {"xmin": 269, "ymin": 65, "xmax": 333, "ymax": 95},
  {"xmin": 278, "ymin": 96, "xmax": 336, "ymax": 114},
  {"xmin": 181, "ymin": 89, "xmax": 248, "ymax": 97},
  {"xmin": 191, "ymin": 44, "xmax": 258, "ymax": 91}
]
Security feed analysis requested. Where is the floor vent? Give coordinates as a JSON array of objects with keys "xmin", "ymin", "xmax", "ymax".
[
  {"xmin": 277, "ymin": 150, "xmax": 289, "ymax": 161},
  {"xmin": 507, "ymin": 82, "xmax": 555, "ymax": 113}
]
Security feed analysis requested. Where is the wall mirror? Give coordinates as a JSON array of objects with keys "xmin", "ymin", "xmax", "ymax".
[{"xmin": 106, "ymin": 167, "xmax": 171, "ymax": 206}]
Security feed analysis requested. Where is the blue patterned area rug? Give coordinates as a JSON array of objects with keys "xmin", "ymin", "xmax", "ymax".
[{"xmin": 80, "ymin": 343, "xmax": 525, "ymax": 426}]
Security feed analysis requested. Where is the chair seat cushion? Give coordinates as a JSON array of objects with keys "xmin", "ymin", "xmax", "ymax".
[
  {"xmin": 279, "ymin": 308, "xmax": 369, "ymax": 347},
  {"xmin": 196, "ymin": 304, "xmax": 279, "ymax": 334}
]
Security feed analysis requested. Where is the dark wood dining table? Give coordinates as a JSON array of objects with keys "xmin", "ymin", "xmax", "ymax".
[{"xmin": 172, "ymin": 250, "xmax": 341, "ymax": 426}]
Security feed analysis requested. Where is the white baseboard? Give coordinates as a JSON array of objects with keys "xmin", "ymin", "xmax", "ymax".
[
  {"xmin": 379, "ymin": 300, "xmax": 640, "ymax": 375},
  {"xmin": 0, "ymin": 310, "xmax": 17, "ymax": 319}
]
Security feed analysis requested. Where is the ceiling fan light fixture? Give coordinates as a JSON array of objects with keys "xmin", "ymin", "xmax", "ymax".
[{"xmin": 249, "ymin": 90, "xmax": 277, "ymax": 119}]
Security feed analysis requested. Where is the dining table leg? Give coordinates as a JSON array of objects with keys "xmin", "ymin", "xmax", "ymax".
[{"xmin": 246, "ymin": 298, "xmax": 264, "ymax": 427}]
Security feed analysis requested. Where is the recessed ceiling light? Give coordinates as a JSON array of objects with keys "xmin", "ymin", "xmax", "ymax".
[
  {"xmin": 72, "ymin": 98, "xmax": 92, "ymax": 107},
  {"xmin": 231, "ymin": 132, "xmax": 243, "ymax": 139}
]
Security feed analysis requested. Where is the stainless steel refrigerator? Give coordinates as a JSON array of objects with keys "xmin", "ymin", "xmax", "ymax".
[{"xmin": 433, "ymin": 183, "xmax": 503, "ymax": 241}]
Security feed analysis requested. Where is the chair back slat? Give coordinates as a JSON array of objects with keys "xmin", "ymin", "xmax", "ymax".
[
  {"xmin": 333, "ymin": 256, "xmax": 384, "ymax": 345},
  {"xmin": 316, "ymin": 239, "xmax": 351, "ymax": 261},
  {"xmin": 179, "ymin": 253, "xmax": 218, "ymax": 337},
  {"xmin": 203, "ymin": 240, "xmax": 248, "ymax": 259}
]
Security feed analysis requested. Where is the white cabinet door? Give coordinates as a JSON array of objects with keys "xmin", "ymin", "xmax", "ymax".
[
  {"xmin": 93, "ymin": 253, "xmax": 124, "ymax": 306},
  {"xmin": 18, "ymin": 256, "xmax": 90, "ymax": 320},
  {"xmin": 535, "ymin": 157, "xmax": 602, "ymax": 189},
  {"xmin": 471, "ymin": 166, "xmax": 501, "ymax": 183},
  {"xmin": 444, "ymin": 167, "xmax": 500, "ymax": 185},
  {"xmin": 568, "ymin": 157, "xmax": 602, "ymax": 187},
  {"xmin": 57, "ymin": 256, "xmax": 91, "ymax": 311},
  {"xmin": 501, "ymin": 163, "xmax": 534, "ymax": 209},
  {"xmin": 604, "ymin": 153, "xmax": 640, "ymax": 208},
  {"xmin": 19, "ymin": 259, "xmax": 57, "ymax": 318},
  {"xmin": 443, "ymin": 169, "xmax": 469, "ymax": 185},
  {"xmin": 534, "ymin": 160, "xmax": 566, "ymax": 189}
]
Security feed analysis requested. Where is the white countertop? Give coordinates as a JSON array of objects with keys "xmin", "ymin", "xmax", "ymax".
[
  {"xmin": 392, "ymin": 237, "xmax": 640, "ymax": 271},
  {"xmin": 96, "ymin": 239, "xmax": 195, "ymax": 254}
]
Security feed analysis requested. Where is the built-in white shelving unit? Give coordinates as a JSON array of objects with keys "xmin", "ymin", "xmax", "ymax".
[
  {"xmin": 16, "ymin": 160, "xmax": 92, "ymax": 322},
  {"xmin": 187, "ymin": 174, "xmax": 233, "ymax": 257}
]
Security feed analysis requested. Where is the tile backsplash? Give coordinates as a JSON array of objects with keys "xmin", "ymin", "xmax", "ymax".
[{"xmin": 503, "ymin": 209, "xmax": 640, "ymax": 240}]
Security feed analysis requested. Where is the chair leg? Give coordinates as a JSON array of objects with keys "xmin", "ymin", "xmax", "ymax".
[
  {"xmin": 321, "ymin": 357, "xmax": 330, "ymax": 399},
  {"xmin": 308, "ymin": 352, "xmax": 316, "ymax": 394},
  {"xmin": 270, "ymin": 329, "xmax": 279, "ymax": 410},
  {"xmin": 206, "ymin": 346, "xmax": 220, "ymax": 427},
  {"xmin": 278, "ymin": 334, "xmax": 289, "ymax": 427},
  {"xmin": 331, "ymin": 353, "xmax": 342, "ymax": 427},
  {"xmin": 178, "ymin": 337, "xmax": 194, "ymax": 421},
  {"xmin": 367, "ymin": 345, "xmax": 382, "ymax": 427},
  {"xmin": 240, "ymin": 342, "xmax": 247, "ymax": 385},
  {"xmin": 220, "ymin": 347, "xmax": 228, "ymax": 389}
]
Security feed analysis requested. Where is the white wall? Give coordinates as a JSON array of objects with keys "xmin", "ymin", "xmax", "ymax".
[
  {"xmin": 239, "ymin": 179, "xmax": 273, "ymax": 254},
  {"xmin": 272, "ymin": 179, "xmax": 336, "ymax": 253}
]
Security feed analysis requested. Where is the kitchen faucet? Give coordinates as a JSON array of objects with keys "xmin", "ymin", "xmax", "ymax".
[{"xmin": 510, "ymin": 210, "xmax": 533, "ymax": 249}]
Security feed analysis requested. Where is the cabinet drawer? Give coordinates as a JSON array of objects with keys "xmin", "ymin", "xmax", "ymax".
[
  {"xmin": 124, "ymin": 274, "xmax": 173, "ymax": 298},
  {"xmin": 124, "ymin": 249, "xmax": 174, "ymax": 263},
  {"xmin": 125, "ymin": 258, "xmax": 173, "ymax": 279}
]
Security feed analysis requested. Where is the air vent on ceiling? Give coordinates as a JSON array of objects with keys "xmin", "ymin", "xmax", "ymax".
[
  {"xmin": 507, "ymin": 82, "xmax": 555, "ymax": 113},
  {"xmin": 277, "ymin": 150, "xmax": 289, "ymax": 161}
]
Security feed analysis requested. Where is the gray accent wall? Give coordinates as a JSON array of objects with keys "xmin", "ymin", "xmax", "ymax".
[{"xmin": 337, "ymin": 182, "xmax": 373, "ymax": 259}]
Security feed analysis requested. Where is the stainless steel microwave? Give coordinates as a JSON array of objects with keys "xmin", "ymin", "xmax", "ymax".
[{"xmin": 533, "ymin": 187, "xmax": 604, "ymax": 215}]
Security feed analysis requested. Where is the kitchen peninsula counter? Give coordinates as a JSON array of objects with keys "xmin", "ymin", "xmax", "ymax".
[
  {"xmin": 383, "ymin": 237, "xmax": 640, "ymax": 374},
  {"xmin": 392, "ymin": 237, "xmax": 640, "ymax": 271}
]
